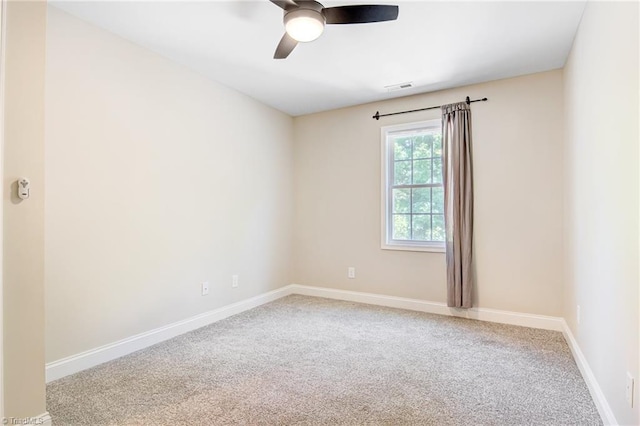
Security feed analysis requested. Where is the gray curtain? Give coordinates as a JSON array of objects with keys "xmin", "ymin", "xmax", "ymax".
[{"xmin": 441, "ymin": 102, "xmax": 473, "ymax": 308}]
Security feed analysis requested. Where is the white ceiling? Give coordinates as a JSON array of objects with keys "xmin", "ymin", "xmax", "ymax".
[{"xmin": 51, "ymin": 1, "xmax": 586, "ymax": 116}]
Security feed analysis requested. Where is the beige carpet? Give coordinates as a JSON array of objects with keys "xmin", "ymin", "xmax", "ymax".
[{"xmin": 47, "ymin": 295, "xmax": 601, "ymax": 425}]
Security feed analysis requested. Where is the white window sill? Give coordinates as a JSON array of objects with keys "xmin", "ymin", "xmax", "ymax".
[{"xmin": 381, "ymin": 243, "xmax": 445, "ymax": 253}]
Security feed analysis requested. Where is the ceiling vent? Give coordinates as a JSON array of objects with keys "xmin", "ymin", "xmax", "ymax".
[{"xmin": 385, "ymin": 82, "xmax": 413, "ymax": 92}]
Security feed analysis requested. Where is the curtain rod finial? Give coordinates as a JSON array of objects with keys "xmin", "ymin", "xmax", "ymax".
[
  {"xmin": 465, "ymin": 96, "xmax": 471, "ymax": 105},
  {"xmin": 373, "ymin": 111, "xmax": 380, "ymax": 120}
]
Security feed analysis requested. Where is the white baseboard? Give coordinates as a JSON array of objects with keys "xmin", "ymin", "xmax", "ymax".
[
  {"xmin": 46, "ymin": 286, "xmax": 294, "ymax": 383},
  {"xmin": 290, "ymin": 284, "xmax": 565, "ymax": 331},
  {"xmin": 45, "ymin": 283, "xmax": 611, "ymax": 426},
  {"xmin": 561, "ymin": 319, "xmax": 617, "ymax": 425},
  {"xmin": 47, "ymin": 283, "xmax": 565, "ymax": 383},
  {"xmin": 46, "ymin": 283, "xmax": 575, "ymax": 390}
]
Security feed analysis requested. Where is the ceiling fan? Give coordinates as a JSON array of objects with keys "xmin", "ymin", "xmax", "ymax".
[{"xmin": 270, "ymin": 0, "xmax": 399, "ymax": 59}]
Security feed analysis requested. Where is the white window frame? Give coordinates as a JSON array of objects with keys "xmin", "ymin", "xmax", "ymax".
[{"xmin": 380, "ymin": 119, "xmax": 445, "ymax": 253}]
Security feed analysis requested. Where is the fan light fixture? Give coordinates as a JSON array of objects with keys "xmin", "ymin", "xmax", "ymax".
[
  {"xmin": 284, "ymin": 9, "xmax": 325, "ymax": 42},
  {"xmin": 271, "ymin": 0, "xmax": 399, "ymax": 59}
]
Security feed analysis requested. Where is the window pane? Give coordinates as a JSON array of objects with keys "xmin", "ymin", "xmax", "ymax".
[
  {"xmin": 384, "ymin": 122, "xmax": 444, "ymax": 248},
  {"xmin": 433, "ymin": 135, "xmax": 442, "ymax": 158},
  {"xmin": 413, "ymin": 159, "xmax": 431, "ymax": 184},
  {"xmin": 392, "ymin": 188, "xmax": 410, "ymax": 213},
  {"xmin": 413, "ymin": 136, "xmax": 431, "ymax": 159},
  {"xmin": 432, "ymin": 214, "xmax": 445, "ymax": 241},
  {"xmin": 432, "ymin": 187, "xmax": 444, "ymax": 213},
  {"xmin": 393, "ymin": 138, "xmax": 412, "ymax": 160},
  {"xmin": 412, "ymin": 214, "xmax": 431, "ymax": 241},
  {"xmin": 412, "ymin": 188, "xmax": 431, "ymax": 213},
  {"xmin": 433, "ymin": 158, "xmax": 443, "ymax": 184},
  {"xmin": 394, "ymin": 160, "xmax": 411, "ymax": 185},
  {"xmin": 392, "ymin": 214, "xmax": 411, "ymax": 240}
]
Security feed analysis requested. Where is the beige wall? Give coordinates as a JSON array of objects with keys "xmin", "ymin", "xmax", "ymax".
[
  {"xmin": 2, "ymin": 0, "xmax": 47, "ymax": 418},
  {"xmin": 44, "ymin": 8, "xmax": 293, "ymax": 362},
  {"xmin": 293, "ymin": 71, "xmax": 564, "ymax": 316},
  {"xmin": 563, "ymin": 2, "xmax": 639, "ymax": 424}
]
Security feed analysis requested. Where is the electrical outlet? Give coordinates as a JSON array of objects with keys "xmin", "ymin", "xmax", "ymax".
[
  {"xmin": 232, "ymin": 275, "xmax": 239, "ymax": 288},
  {"xmin": 347, "ymin": 267, "xmax": 355, "ymax": 279},
  {"xmin": 577, "ymin": 305, "xmax": 581, "ymax": 325},
  {"xmin": 626, "ymin": 372, "xmax": 635, "ymax": 408},
  {"xmin": 201, "ymin": 281, "xmax": 209, "ymax": 296}
]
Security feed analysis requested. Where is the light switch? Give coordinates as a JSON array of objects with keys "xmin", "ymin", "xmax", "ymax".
[{"xmin": 17, "ymin": 178, "xmax": 30, "ymax": 200}]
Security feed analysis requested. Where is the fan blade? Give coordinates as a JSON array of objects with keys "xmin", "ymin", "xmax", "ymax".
[
  {"xmin": 323, "ymin": 5, "xmax": 399, "ymax": 24},
  {"xmin": 269, "ymin": 0, "xmax": 298, "ymax": 11},
  {"xmin": 274, "ymin": 33, "xmax": 298, "ymax": 59}
]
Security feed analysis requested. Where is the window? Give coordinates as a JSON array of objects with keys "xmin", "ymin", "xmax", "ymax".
[{"xmin": 381, "ymin": 119, "xmax": 445, "ymax": 252}]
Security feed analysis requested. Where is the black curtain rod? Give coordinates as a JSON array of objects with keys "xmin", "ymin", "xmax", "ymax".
[{"xmin": 372, "ymin": 96, "xmax": 488, "ymax": 120}]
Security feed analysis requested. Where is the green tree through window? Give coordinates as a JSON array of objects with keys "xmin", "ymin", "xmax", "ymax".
[{"xmin": 382, "ymin": 120, "xmax": 444, "ymax": 250}]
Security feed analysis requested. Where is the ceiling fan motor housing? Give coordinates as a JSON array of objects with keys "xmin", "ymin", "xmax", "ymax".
[{"xmin": 284, "ymin": 1, "xmax": 326, "ymax": 42}]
